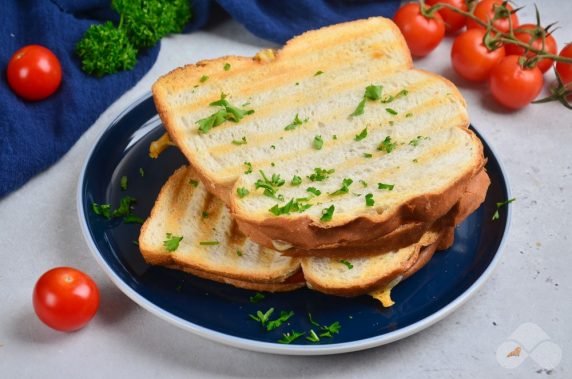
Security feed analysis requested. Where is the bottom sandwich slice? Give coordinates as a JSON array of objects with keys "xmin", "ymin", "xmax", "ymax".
[{"xmin": 138, "ymin": 165, "xmax": 487, "ymax": 305}]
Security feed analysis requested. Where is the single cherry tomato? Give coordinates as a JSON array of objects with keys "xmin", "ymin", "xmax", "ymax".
[
  {"xmin": 33, "ymin": 267, "xmax": 99, "ymax": 332},
  {"xmin": 466, "ymin": 0, "xmax": 519, "ymax": 33},
  {"xmin": 426, "ymin": 0, "xmax": 468, "ymax": 34},
  {"xmin": 504, "ymin": 24, "xmax": 558, "ymax": 73},
  {"xmin": 555, "ymin": 44, "xmax": 572, "ymax": 86},
  {"xmin": 393, "ymin": 3, "xmax": 446, "ymax": 57},
  {"xmin": 6, "ymin": 45, "xmax": 62, "ymax": 101},
  {"xmin": 451, "ymin": 28, "xmax": 506, "ymax": 81},
  {"xmin": 489, "ymin": 55, "xmax": 544, "ymax": 109}
]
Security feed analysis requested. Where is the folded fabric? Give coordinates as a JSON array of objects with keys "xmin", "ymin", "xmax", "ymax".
[{"xmin": 0, "ymin": 0, "xmax": 399, "ymax": 198}]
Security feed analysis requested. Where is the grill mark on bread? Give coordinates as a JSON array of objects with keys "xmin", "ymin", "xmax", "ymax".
[
  {"xmin": 210, "ymin": 93, "xmax": 466, "ymax": 180},
  {"xmin": 205, "ymin": 75, "xmax": 440, "ymax": 157}
]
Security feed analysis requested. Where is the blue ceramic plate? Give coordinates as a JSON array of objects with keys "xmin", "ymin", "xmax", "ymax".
[{"xmin": 77, "ymin": 94, "xmax": 511, "ymax": 355}]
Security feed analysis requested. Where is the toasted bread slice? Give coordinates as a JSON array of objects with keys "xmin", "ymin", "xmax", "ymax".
[
  {"xmin": 266, "ymin": 170, "xmax": 489, "ymax": 257},
  {"xmin": 138, "ymin": 166, "xmax": 301, "ymax": 284},
  {"xmin": 153, "ymin": 17, "xmax": 485, "ymax": 251}
]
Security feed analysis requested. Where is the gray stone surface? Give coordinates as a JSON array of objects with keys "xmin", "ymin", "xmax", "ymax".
[{"xmin": 0, "ymin": 1, "xmax": 570, "ymax": 377}]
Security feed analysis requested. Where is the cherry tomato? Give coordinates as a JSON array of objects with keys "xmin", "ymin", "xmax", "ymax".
[
  {"xmin": 451, "ymin": 28, "xmax": 506, "ymax": 82},
  {"xmin": 393, "ymin": 3, "xmax": 446, "ymax": 57},
  {"xmin": 466, "ymin": 0, "xmax": 519, "ymax": 33},
  {"xmin": 555, "ymin": 44, "xmax": 572, "ymax": 86},
  {"xmin": 33, "ymin": 267, "xmax": 99, "ymax": 332},
  {"xmin": 504, "ymin": 24, "xmax": 557, "ymax": 73},
  {"xmin": 426, "ymin": 0, "xmax": 468, "ymax": 34},
  {"xmin": 6, "ymin": 45, "xmax": 62, "ymax": 101},
  {"xmin": 489, "ymin": 55, "xmax": 544, "ymax": 109}
]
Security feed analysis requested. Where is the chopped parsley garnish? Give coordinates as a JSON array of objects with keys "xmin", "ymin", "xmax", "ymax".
[
  {"xmin": 314, "ymin": 70, "xmax": 324, "ymax": 76},
  {"xmin": 269, "ymin": 198, "xmax": 312, "ymax": 216},
  {"xmin": 492, "ymin": 198, "xmax": 516, "ymax": 220},
  {"xmin": 363, "ymin": 153, "xmax": 373, "ymax": 158},
  {"xmin": 237, "ymin": 187, "xmax": 250, "ymax": 198},
  {"xmin": 365, "ymin": 85, "xmax": 383, "ymax": 100},
  {"xmin": 232, "ymin": 136, "xmax": 247, "ymax": 145},
  {"xmin": 255, "ymin": 171, "xmax": 285, "ymax": 200},
  {"xmin": 320, "ymin": 205, "xmax": 335, "ymax": 222},
  {"xmin": 139, "ymin": 167, "xmax": 144, "ymax": 177},
  {"xmin": 377, "ymin": 183, "xmax": 395, "ymax": 191},
  {"xmin": 120, "ymin": 175, "xmax": 128, "ymax": 191},
  {"xmin": 199, "ymin": 241, "xmax": 219, "ymax": 246},
  {"xmin": 409, "ymin": 135, "xmax": 428, "ymax": 146},
  {"xmin": 266, "ymin": 310, "xmax": 295, "ymax": 331},
  {"xmin": 359, "ymin": 180, "xmax": 368, "ymax": 187},
  {"xmin": 329, "ymin": 178, "xmax": 353, "ymax": 196},
  {"xmin": 202, "ymin": 211, "xmax": 209, "ymax": 218},
  {"xmin": 385, "ymin": 108, "xmax": 398, "ymax": 115},
  {"xmin": 381, "ymin": 89, "xmax": 408, "ymax": 103},
  {"xmin": 313, "ymin": 135, "xmax": 324, "ymax": 150},
  {"xmin": 189, "ymin": 179, "xmax": 199, "ymax": 187},
  {"xmin": 132, "ymin": 240, "xmax": 139, "ymax": 246},
  {"xmin": 365, "ymin": 193, "xmax": 374, "ymax": 207},
  {"xmin": 351, "ymin": 84, "xmax": 383, "ymax": 116},
  {"xmin": 377, "ymin": 136, "xmax": 397, "ymax": 153},
  {"xmin": 413, "ymin": 158, "xmax": 419, "ymax": 163},
  {"xmin": 199, "ymin": 75, "xmax": 209, "ymax": 83},
  {"xmin": 223, "ymin": 62, "xmax": 231, "ymax": 71},
  {"xmin": 249, "ymin": 308, "xmax": 274, "ymax": 327},
  {"xmin": 163, "ymin": 233, "xmax": 183, "ymax": 252},
  {"xmin": 306, "ymin": 314, "xmax": 342, "ymax": 338},
  {"xmin": 339, "ymin": 259, "xmax": 353, "ymax": 269},
  {"xmin": 306, "ymin": 187, "xmax": 322, "ymax": 196},
  {"xmin": 278, "ymin": 330, "xmax": 305, "ymax": 344},
  {"xmin": 405, "ymin": 112, "xmax": 413, "ymax": 118},
  {"xmin": 284, "ymin": 113, "xmax": 307, "ymax": 131},
  {"xmin": 308, "ymin": 167, "xmax": 335, "ymax": 182},
  {"xmin": 350, "ymin": 98, "xmax": 366, "ymax": 117},
  {"xmin": 308, "ymin": 313, "xmax": 320, "ymax": 327},
  {"xmin": 92, "ymin": 196, "xmax": 143, "ymax": 224},
  {"xmin": 249, "ymin": 292, "xmax": 265, "ymax": 303},
  {"xmin": 92, "ymin": 203, "xmax": 112, "ymax": 219},
  {"xmin": 270, "ymin": 145, "xmax": 276, "ymax": 149},
  {"xmin": 306, "ymin": 329, "xmax": 320, "ymax": 343},
  {"xmin": 319, "ymin": 321, "xmax": 342, "ymax": 337},
  {"xmin": 354, "ymin": 127, "xmax": 368, "ymax": 141},
  {"xmin": 291, "ymin": 175, "xmax": 302, "ymax": 186},
  {"xmin": 333, "ymin": 135, "xmax": 338, "ymax": 140},
  {"xmin": 196, "ymin": 93, "xmax": 254, "ymax": 134},
  {"xmin": 236, "ymin": 250, "xmax": 243, "ymax": 257},
  {"xmin": 244, "ymin": 162, "xmax": 253, "ymax": 174}
]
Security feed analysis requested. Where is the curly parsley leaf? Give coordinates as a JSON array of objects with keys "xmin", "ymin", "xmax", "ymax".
[
  {"xmin": 365, "ymin": 193, "xmax": 374, "ymax": 207},
  {"xmin": 249, "ymin": 292, "xmax": 265, "ymax": 303},
  {"xmin": 269, "ymin": 198, "xmax": 312, "ymax": 216},
  {"xmin": 249, "ymin": 308, "xmax": 274, "ymax": 327},
  {"xmin": 291, "ymin": 175, "xmax": 302, "ymax": 186},
  {"xmin": 236, "ymin": 187, "xmax": 250, "ymax": 198},
  {"xmin": 284, "ymin": 113, "xmax": 307, "ymax": 131},
  {"xmin": 76, "ymin": 21, "xmax": 137, "ymax": 77},
  {"xmin": 197, "ymin": 93, "xmax": 254, "ymax": 133},
  {"xmin": 112, "ymin": 0, "xmax": 192, "ymax": 49},
  {"xmin": 92, "ymin": 203, "xmax": 112, "ymax": 219}
]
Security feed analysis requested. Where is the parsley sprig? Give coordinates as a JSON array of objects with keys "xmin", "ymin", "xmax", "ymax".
[
  {"xmin": 76, "ymin": 0, "xmax": 191, "ymax": 77},
  {"xmin": 377, "ymin": 136, "xmax": 397, "ymax": 153},
  {"xmin": 278, "ymin": 330, "xmax": 305, "ymax": 344},
  {"xmin": 269, "ymin": 198, "xmax": 312, "ymax": 216},
  {"xmin": 196, "ymin": 93, "xmax": 254, "ymax": 134},
  {"xmin": 92, "ymin": 196, "xmax": 144, "ymax": 224}
]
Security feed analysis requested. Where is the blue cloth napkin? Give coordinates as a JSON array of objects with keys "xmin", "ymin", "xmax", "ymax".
[{"xmin": 0, "ymin": 0, "xmax": 399, "ymax": 198}]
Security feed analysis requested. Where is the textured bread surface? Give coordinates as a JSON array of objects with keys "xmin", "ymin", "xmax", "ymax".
[
  {"xmin": 153, "ymin": 17, "xmax": 485, "ymax": 250},
  {"xmin": 139, "ymin": 166, "xmax": 301, "ymax": 284}
]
